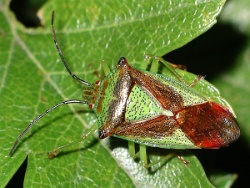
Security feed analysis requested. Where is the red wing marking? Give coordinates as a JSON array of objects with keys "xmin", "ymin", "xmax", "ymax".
[{"xmin": 178, "ymin": 102, "xmax": 240, "ymax": 148}]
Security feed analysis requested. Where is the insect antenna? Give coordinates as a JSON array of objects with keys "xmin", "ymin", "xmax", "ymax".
[
  {"xmin": 9, "ymin": 11, "xmax": 97, "ymax": 156},
  {"xmin": 9, "ymin": 100, "xmax": 88, "ymax": 156},
  {"xmin": 51, "ymin": 11, "xmax": 92, "ymax": 87}
]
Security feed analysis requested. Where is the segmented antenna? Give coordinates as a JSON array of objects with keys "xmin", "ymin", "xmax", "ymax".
[
  {"xmin": 9, "ymin": 11, "xmax": 92, "ymax": 156},
  {"xmin": 9, "ymin": 100, "xmax": 88, "ymax": 156},
  {"xmin": 51, "ymin": 11, "xmax": 92, "ymax": 86}
]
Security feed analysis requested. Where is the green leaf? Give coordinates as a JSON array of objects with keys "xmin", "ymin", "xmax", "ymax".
[
  {"xmin": 0, "ymin": 0, "xmax": 235, "ymax": 187},
  {"xmin": 209, "ymin": 172, "xmax": 238, "ymax": 188}
]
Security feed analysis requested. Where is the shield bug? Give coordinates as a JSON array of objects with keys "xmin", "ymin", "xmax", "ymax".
[{"xmin": 9, "ymin": 11, "xmax": 240, "ymax": 167}]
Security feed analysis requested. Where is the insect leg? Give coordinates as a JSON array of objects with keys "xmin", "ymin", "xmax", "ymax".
[
  {"xmin": 144, "ymin": 54, "xmax": 158, "ymax": 73},
  {"xmin": 101, "ymin": 60, "xmax": 111, "ymax": 76},
  {"xmin": 128, "ymin": 141, "xmax": 136, "ymax": 158},
  {"xmin": 139, "ymin": 144, "xmax": 148, "ymax": 167},
  {"xmin": 168, "ymin": 63, "xmax": 187, "ymax": 71},
  {"xmin": 147, "ymin": 151, "xmax": 189, "ymax": 169},
  {"xmin": 128, "ymin": 142, "xmax": 148, "ymax": 167},
  {"xmin": 189, "ymin": 75, "xmax": 205, "ymax": 87},
  {"xmin": 48, "ymin": 124, "xmax": 97, "ymax": 158}
]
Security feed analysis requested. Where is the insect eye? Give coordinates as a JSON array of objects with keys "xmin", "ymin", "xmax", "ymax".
[
  {"xmin": 118, "ymin": 57, "xmax": 126, "ymax": 66},
  {"xmin": 95, "ymin": 80, "xmax": 100, "ymax": 85},
  {"xmin": 89, "ymin": 104, "xmax": 94, "ymax": 109}
]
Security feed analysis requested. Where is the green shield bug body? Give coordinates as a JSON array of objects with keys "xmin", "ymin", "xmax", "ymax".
[
  {"xmin": 94, "ymin": 57, "xmax": 240, "ymax": 151},
  {"xmin": 9, "ymin": 11, "xmax": 240, "ymax": 167}
]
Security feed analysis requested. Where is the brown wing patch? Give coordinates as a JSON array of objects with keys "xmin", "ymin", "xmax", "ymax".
[
  {"xmin": 132, "ymin": 69, "xmax": 184, "ymax": 112},
  {"xmin": 110, "ymin": 115, "xmax": 179, "ymax": 138}
]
